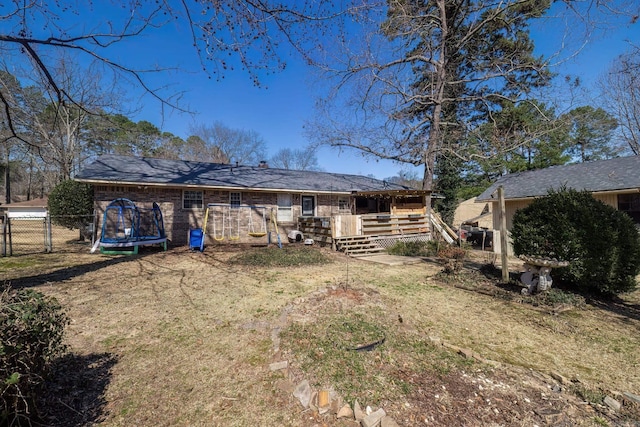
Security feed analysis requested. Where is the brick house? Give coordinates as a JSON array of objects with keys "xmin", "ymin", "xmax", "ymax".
[{"xmin": 75, "ymin": 154, "xmax": 426, "ymax": 246}]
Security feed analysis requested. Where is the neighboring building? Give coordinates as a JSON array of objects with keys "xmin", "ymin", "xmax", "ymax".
[
  {"xmin": 0, "ymin": 198, "xmax": 49, "ymax": 219},
  {"xmin": 452, "ymin": 197, "xmax": 492, "ymax": 230},
  {"xmin": 476, "ymin": 155, "xmax": 640, "ymax": 253},
  {"xmin": 75, "ymin": 155, "xmax": 429, "ymax": 246}
]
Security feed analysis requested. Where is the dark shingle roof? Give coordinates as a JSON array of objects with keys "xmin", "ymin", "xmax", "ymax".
[
  {"xmin": 1, "ymin": 197, "xmax": 48, "ymax": 208},
  {"xmin": 477, "ymin": 156, "xmax": 640, "ymax": 201},
  {"xmin": 75, "ymin": 154, "xmax": 406, "ymax": 193}
]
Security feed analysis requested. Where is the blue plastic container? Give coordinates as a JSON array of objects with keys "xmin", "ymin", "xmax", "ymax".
[{"xmin": 189, "ymin": 229, "xmax": 204, "ymax": 251}]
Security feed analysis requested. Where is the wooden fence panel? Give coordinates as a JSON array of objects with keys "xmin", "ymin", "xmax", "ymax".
[{"xmin": 331, "ymin": 215, "xmax": 361, "ymax": 238}]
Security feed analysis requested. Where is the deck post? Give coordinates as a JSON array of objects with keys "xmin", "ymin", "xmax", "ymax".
[
  {"xmin": 498, "ymin": 186, "xmax": 509, "ymax": 282},
  {"xmin": 1, "ymin": 214, "xmax": 5, "ymax": 257}
]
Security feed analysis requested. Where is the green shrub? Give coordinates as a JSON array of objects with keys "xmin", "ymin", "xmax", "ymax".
[
  {"xmin": 536, "ymin": 288, "xmax": 586, "ymax": 308},
  {"xmin": 511, "ymin": 188, "xmax": 640, "ymax": 295},
  {"xmin": 387, "ymin": 241, "xmax": 430, "ymax": 257},
  {"xmin": 1, "ymin": 285, "xmax": 69, "ymax": 425},
  {"xmin": 47, "ymin": 179, "xmax": 94, "ymax": 230}
]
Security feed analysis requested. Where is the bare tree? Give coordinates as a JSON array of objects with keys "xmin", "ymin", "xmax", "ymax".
[
  {"xmin": 307, "ymin": 0, "xmax": 640, "ymax": 191},
  {"xmin": 600, "ymin": 47, "xmax": 640, "ymax": 155},
  {"xmin": 0, "ymin": 70, "xmax": 42, "ymax": 202},
  {"xmin": 173, "ymin": 135, "xmax": 222, "ymax": 163},
  {"xmin": 189, "ymin": 122, "xmax": 267, "ymax": 165},
  {"xmin": 385, "ymin": 169, "xmax": 421, "ymax": 189},
  {"xmin": 25, "ymin": 57, "xmax": 121, "ymax": 183},
  {"xmin": 0, "ymin": 1, "xmax": 369, "ymax": 141},
  {"xmin": 269, "ymin": 147, "xmax": 320, "ymax": 170},
  {"xmin": 309, "ymin": 0, "xmax": 551, "ymax": 192}
]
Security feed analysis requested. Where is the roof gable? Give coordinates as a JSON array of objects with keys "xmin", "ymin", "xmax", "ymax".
[
  {"xmin": 75, "ymin": 154, "xmax": 407, "ymax": 194},
  {"xmin": 477, "ymin": 156, "xmax": 640, "ymax": 201}
]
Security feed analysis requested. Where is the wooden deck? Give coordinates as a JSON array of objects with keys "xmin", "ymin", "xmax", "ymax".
[{"xmin": 298, "ymin": 213, "xmax": 433, "ymax": 255}]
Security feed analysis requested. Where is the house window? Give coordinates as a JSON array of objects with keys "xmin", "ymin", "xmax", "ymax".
[
  {"xmin": 618, "ymin": 193, "xmax": 640, "ymax": 224},
  {"xmin": 183, "ymin": 190, "xmax": 203, "ymax": 209},
  {"xmin": 338, "ymin": 197, "xmax": 350, "ymax": 213},
  {"xmin": 277, "ymin": 194, "xmax": 293, "ymax": 223},
  {"xmin": 301, "ymin": 195, "xmax": 315, "ymax": 216},
  {"xmin": 230, "ymin": 192, "xmax": 242, "ymax": 207}
]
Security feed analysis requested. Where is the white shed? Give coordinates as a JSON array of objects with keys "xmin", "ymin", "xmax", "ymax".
[{"xmin": 2, "ymin": 198, "xmax": 48, "ymax": 219}]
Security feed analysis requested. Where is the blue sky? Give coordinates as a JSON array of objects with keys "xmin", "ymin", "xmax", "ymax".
[{"xmin": 130, "ymin": 6, "xmax": 639, "ymax": 180}]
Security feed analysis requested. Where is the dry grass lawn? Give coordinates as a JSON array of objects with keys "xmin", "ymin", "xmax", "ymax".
[{"xmin": 1, "ymin": 243, "xmax": 639, "ymax": 426}]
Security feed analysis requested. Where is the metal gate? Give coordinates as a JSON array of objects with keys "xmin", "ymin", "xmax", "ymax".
[{"xmin": 1, "ymin": 213, "xmax": 97, "ymax": 256}]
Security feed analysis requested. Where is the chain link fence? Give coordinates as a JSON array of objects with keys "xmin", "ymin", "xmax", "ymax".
[{"xmin": 1, "ymin": 213, "xmax": 98, "ymax": 256}]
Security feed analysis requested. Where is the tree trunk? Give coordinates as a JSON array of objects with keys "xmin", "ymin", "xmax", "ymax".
[
  {"xmin": 421, "ymin": 0, "xmax": 447, "ymax": 195},
  {"xmin": 26, "ymin": 156, "xmax": 33, "ymax": 200},
  {"xmin": 4, "ymin": 159, "xmax": 10, "ymax": 204}
]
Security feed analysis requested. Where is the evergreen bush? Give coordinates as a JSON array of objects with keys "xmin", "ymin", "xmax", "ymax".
[
  {"xmin": 47, "ymin": 180, "xmax": 94, "ymax": 230},
  {"xmin": 1, "ymin": 285, "xmax": 69, "ymax": 425},
  {"xmin": 511, "ymin": 188, "xmax": 640, "ymax": 295}
]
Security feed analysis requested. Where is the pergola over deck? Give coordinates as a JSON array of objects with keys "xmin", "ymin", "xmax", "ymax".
[
  {"xmin": 351, "ymin": 189, "xmax": 431, "ymax": 215},
  {"xmin": 297, "ymin": 189, "xmax": 448, "ymax": 254}
]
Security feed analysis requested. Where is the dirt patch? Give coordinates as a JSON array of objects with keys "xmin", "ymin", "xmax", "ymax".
[
  {"xmin": 2, "ymin": 245, "xmax": 639, "ymax": 426},
  {"xmin": 278, "ymin": 271, "xmax": 640, "ymax": 426}
]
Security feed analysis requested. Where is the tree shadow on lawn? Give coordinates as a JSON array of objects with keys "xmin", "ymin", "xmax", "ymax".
[
  {"xmin": 6, "ymin": 252, "xmax": 154, "ymax": 290},
  {"xmin": 472, "ymin": 259, "xmax": 640, "ymax": 323},
  {"xmin": 472, "ymin": 261, "xmax": 525, "ymax": 292},
  {"xmin": 586, "ymin": 295, "xmax": 640, "ymax": 324},
  {"xmin": 37, "ymin": 352, "xmax": 118, "ymax": 427},
  {"xmin": 538, "ymin": 280, "xmax": 640, "ymax": 323}
]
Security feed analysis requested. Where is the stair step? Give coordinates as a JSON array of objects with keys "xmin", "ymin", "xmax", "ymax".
[
  {"xmin": 346, "ymin": 248, "xmax": 386, "ymax": 255},
  {"xmin": 350, "ymin": 252, "xmax": 385, "ymax": 257},
  {"xmin": 335, "ymin": 235, "xmax": 386, "ymax": 257},
  {"xmin": 343, "ymin": 244, "xmax": 383, "ymax": 250},
  {"xmin": 334, "ymin": 237, "xmax": 371, "ymax": 244}
]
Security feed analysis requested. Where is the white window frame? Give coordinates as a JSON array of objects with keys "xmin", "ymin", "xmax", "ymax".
[
  {"xmin": 277, "ymin": 193, "xmax": 293, "ymax": 223},
  {"xmin": 338, "ymin": 197, "xmax": 350, "ymax": 213},
  {"xmin": 183, "ymin": 190, "xmax": 203, "ymax": 209}
]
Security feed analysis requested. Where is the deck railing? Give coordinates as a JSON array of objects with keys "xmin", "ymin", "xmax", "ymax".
[
  {"xmin": 360, "ymin": 213, "xmax": 429, "ymax": 236},
  {"xmin": 297, "ymin": 213, "xmax": 431, "ymax": 244}
]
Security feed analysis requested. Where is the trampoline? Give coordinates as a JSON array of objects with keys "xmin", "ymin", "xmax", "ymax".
[{"xmin": 94, "ymin": 198, "xmax": 167, "ymax": 255}]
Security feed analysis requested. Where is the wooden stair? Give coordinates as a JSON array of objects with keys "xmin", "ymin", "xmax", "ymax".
[{"xmin": 334, "ymin": 236, "xmax": 386, "ymax": 257}]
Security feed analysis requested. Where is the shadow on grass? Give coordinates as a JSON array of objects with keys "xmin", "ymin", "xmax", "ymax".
[
  {"xmin": 6, "ymin": 252, "xmax": 151, "ymax": 290},
  {"xmin": 586, "ymin": 295, "xmax": 640, "ymax": 323},
  {"xmin": 468, "ymin": 259, "xmax": 640, "ymax": 322},
  {"xmin": 473, "ymin": 262, "xmax": 524, "ymax": 292},
  {"xmin": 38, "ymin": 352, "xmax": 118, "ymax": 427}
]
